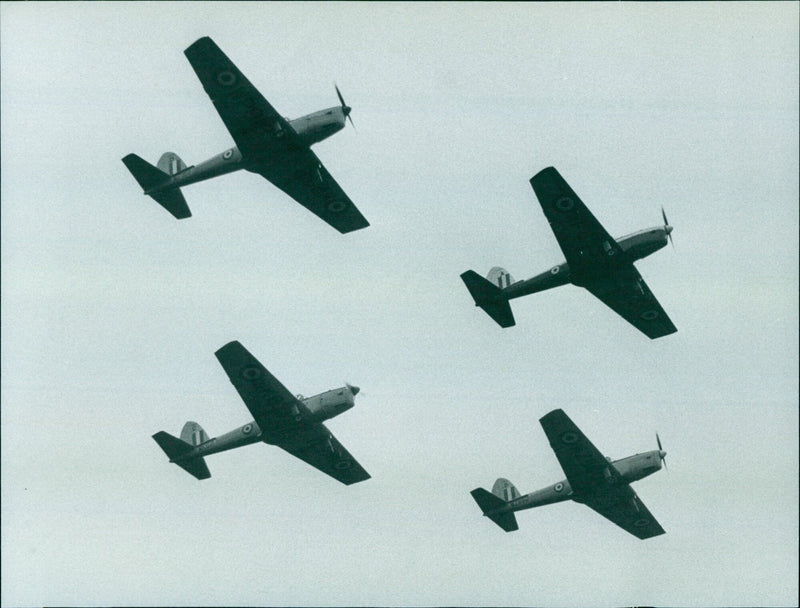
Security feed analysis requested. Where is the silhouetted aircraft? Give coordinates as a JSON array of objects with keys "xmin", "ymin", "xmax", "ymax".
[
  {"xmin": 124, "ymin": 37, "xmax": 368, "ymax": 233},
  {"xmin": 471, "ymin": 408, "xmax": 666, "ymax": 539},
  {"xmin": 462, "ymin": 167, "xmax": 676, "ymax": 339},
  {"xmin": 153, "ymin": 341, "xmax": 370, "ymax": 485}
]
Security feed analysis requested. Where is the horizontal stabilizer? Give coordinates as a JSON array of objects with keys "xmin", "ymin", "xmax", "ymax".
[
  {"xmin": 152, "ymin": 431, "xmax": 211, "ymax": 480},
  {"xmin": 460, "ymin": 270, "xmax": 516, "ymax": 328},
  {"xmin": 122, "ymin": 154, "xmax": 192, "ymax": 219},
  {"xmin": 470, "ymin": 487, "xmax": 519, "ymax": 532}
]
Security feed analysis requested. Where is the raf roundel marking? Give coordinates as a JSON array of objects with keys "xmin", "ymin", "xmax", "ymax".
[
  {"xmin": 334, "ymin": 460, "xmax": 352, "ymax": 470},
  {"xmin": 554, "ymin": 482, "xmax": 564, "ymax": 492},
  {"xmin": 242, "ymin": 424, "xmax": 253, "ymax": 435},
  {"xmin": 550, "ymin": 266, "xmax": 560, "ymax": 275},
  {"xmin": 641, "ymin": 310, "xmax": 659, "ymax": 321},
  {"xmin": 223, "ymin": 149, "xmax": 234, "ymax": 160},
  {"xmin": 216, "ymin": 71, "xmax": 237, "ymax": 87},
  {"xmin": 634, "ymin": 518, "xmax": 649, "ymax": 527},
  {"xmin": 327, "ymin": 200, "xmax": 347, "ymax": 213},
  {"xmin": 241, "ymin": 366, "xmax": 262, "ymax": 381},
  {"xmin": 555, "ymin": 196, "xmax": 575, "ymax": 212},
  {"xmin": 560, "ymin": 432, "xmax": 578, "ymax": 445}
]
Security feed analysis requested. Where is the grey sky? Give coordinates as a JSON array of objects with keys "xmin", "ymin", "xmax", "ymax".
[{"xmin": 2, "ymin": 2, "xmax": 798, "ymax": 606}]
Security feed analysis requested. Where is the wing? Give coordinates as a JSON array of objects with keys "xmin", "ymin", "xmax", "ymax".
[
  {"xmin": 184, "ymin": 37, "xmax": 368, "ymax": 233},
  {"xmin": 584, "ymin": 266, "xmax": 677, "ymax": 339},
  {"xmin": 529, "ymin": 167, "xmax": 623, "ymax": 275},
  {"xmin": 254, "ymin": 152, "xmax": 370, "ymax": 234},
  {"xmin": 583, "ymin": 485, "xmax": 666, "ymax": 539},
  {"xmin": 539, "ymin": 409, "xmax": 617, "ymax": 495},
  {"xmin": 214, "ymin": 341, "xmax": 370, "ymax": 485},
  {"xmin": 214, "ymin": 340, "xmax": 303, "ymax": 435},
  {"xmin": 184, "ymin": 37, "xmax": 288, "ymax": 158},
  {"xmin": 539, "ymin": 409, "xmax": 665, "ymax": 539},
  {"xmin": 278, "ymin": 426, "xmax": 371, "ymax": 486}
]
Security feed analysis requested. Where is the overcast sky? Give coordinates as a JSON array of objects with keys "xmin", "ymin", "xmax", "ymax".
[{"xmin": 2, "ymin": 2, "xmax": 798, "ymax": 607}]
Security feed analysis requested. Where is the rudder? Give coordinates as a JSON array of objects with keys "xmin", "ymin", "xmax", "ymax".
[
  {"xmin": 157, "ymin": 152, "xmax": 188, "ymax": 176},
  {"xmin": 492, "ymin": 477, "xmax": 520, "ymax": 502},
  {"xmin": 180, "ymin": 421, "xmax": 209, "ymax": 446}
]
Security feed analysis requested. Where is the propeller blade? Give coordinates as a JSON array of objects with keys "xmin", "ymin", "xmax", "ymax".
[
  {"xmin": 335, "ymin": 84, "xmax": 355, "ymax": 130},
  {"xmin": 335, "ymin": 84, "xmax": 346, "ymax": 108},
  {"xmin": 656, "ymin": 433, "xmax": 667, "ymax": 470},
  {"xmin": 661, "ymin": 206, "xmax": 675, "ymax": 249}
]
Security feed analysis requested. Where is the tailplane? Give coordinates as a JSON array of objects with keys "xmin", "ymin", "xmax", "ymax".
[
  {"xmin": 122, "ymin": 153, "xmax": 192, "ymax": 219},
  {"xmin": 152, "ymin": 428, "xmax": 211, "ymax": 480},
  {"xmin": 470, "ymin": 485, "xmax": 519, "ymax": 532},
  {"xmin": 460, "ymin": 268, "xmax": 516, "ymax": 328}
]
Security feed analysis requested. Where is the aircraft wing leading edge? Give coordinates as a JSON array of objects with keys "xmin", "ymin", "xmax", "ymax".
[
  {"xmin": 184, "ymin": 37, "xmax": 369, "ymax": 233},
  {"xmin": 214, "ymin": 341, "xmax": 370, "ymax": 485}
]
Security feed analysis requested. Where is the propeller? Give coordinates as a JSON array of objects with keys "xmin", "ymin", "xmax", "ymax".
[
  {"xmin": 335, "ymin": 84, "xmax": 355, "ymax": 130},
  {"xmin": 346, "ymin": 383, "xmax": 361, "ymax": 396},
  {"xmin": 656, "ymin": 433, "xmax": 667, "ymax": 470},
  {"xmin": 661, "ymin": 206, "xmax": 674, "ymax": 249}
]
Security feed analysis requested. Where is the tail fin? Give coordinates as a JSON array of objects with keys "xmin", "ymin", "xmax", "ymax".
[
  {"xmin": 180, "ymin": 421, "xmax": 209, "ymax": 446},
  {"xmin": 460, "ymin": 269, "xmax": 516, "ymax": 328},
  {"xmin": 470, "ymin": 487, "xmax": 519, "ymax": 532},
  {"xmin": 152, "ymin": 430, "xmax": 211, "ymax": 480},
  {"xmin": 122, "ymin": 153, "xmax": 192, "ymax": 219},
  {"xmin": 492, "ymin": 477, "xmax": 521, "ymax": 502},
  {"xmin": 157, "ymin": 152, "xmax": 188, "ymax": 176},
  {"xmin": 486, "ymin": 267, "xmax": 515, "ymax": 289}
]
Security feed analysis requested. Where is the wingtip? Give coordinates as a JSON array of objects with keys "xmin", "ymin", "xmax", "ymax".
[
  {"xmin": 539, "ymin": 408, "xmax": 566, "ymax": 423},
  {"xmin": 530, "ymin": 165, "xmax": 558, "ymax": 182},
  {"xmin": 214, "ymin": 340, "xmax": 243, "ymax": 357}
]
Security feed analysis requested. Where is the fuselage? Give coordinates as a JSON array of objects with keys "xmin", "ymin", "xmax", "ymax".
[
  {"xmin": 502, "ymin": 226, "xmax": 673, "ymax": 300},
  {"xmin": 176, "ymin": 384, "xmax": 358, "ymax": 461},
  {"xmin": 490, "ymin": 449, "xmax": 665, "ymax": 516},
  {"xmin": 147, "ymin": 106, "xmax": 348, "ymax": 194}
]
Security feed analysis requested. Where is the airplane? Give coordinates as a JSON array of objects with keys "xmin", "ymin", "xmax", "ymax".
[
  {"xmin": 123, "ymin": 36, "xmax": 369, "ymax": 233},
  {"xmin": 461, "ymin": 166, "xmax": 677, "ymax": 339},
  {"xmin": 471, "ymin": 408, "xmax": 667, "ymax": 539},
  {"xmin": 152, "ymin": 341, "xmax": 370, "ymax": 485}
]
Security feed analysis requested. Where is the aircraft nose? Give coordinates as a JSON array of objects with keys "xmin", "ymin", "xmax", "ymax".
[
  {"xmin": 659, "ymin": 450, "xmax": 667, "ymax": 460},
  {"xmin": 348, "ymin": 384, "xmax": 360, "ymax": 396},
  {"xmin": 665, "ymin": 225, "xmax": 673, "ymax": 235}
]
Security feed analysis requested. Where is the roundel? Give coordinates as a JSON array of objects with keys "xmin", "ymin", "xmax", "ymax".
[
  {"xmin": 555, "ymin": 196, "xmax": 574, "ymax": 212},
  {"xmin": 327, "ymin": 200, "xmax": 347, "ymax": 213},
  {"xmin": 223, "ymin": 149, "xmax": 234, "ymax": 160},
  {"xmin": 634, "ymin": 518, "xmax": 649, "ymax": 527},
  {"xmin": 560, "ymin": 432, "xmax": 578, "ymax": 445},
  {"xmin": 241, "ymin": 366, "xmax": 262, "ymax": 381},
  {"xmin": 242, "ymin": 424, "xmax": 253, "ymax": 435},
  {"xmin": 554, "ymin": 482, "xmax": 564, "ymax": 492},
  {"xmin": 550, "ymin": 266, "xmax": 560, "ymax": 275},
  {"xmin": 334, "ymin": 459, "xmax": 352, "ymax": 470},
  {"xmin": 641, "ymin": 310, "xmax": 659, "ymax": 321},
  {"xmin": 216, "ymin": 71, "xmax": 237, "ymax": 86}
]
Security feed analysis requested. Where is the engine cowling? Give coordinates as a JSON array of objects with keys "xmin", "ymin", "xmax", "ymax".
[{"xmin": 302, "ymin": 385, "xmax": 357, "ymax": 422}]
